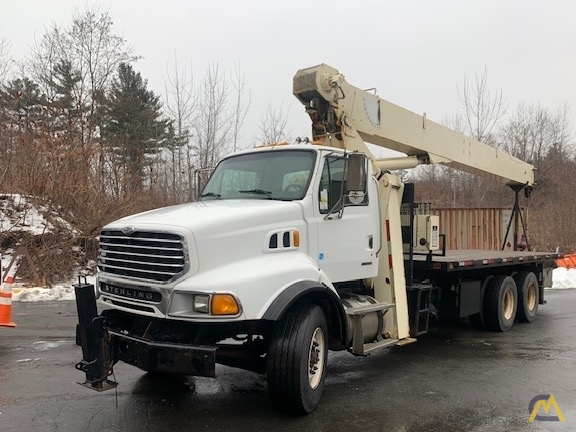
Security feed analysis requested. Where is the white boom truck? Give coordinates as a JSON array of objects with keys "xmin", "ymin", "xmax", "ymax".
[{"xmin": 74, "ymin": 64, "xmax": 558, "ymax": 414}]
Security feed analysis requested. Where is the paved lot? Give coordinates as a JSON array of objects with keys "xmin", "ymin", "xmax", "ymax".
[{"xmin": 1, "ymin": 289, "xmax": 575, "ymax": 432}]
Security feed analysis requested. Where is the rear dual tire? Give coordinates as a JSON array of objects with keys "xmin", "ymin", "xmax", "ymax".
[
  {"xmin": 514, "ymin": 271, "xmax": 539, "ymax": 323},
  {"xmin": 483, "ymin": 275, "xmax": 518, "ymax": 332}
]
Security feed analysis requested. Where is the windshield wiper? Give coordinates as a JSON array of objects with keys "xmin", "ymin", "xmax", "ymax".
[
  {"xmin": 199, "ymin": 192, "xmax": 221, "ymax": 199},
  {"xmin": 238, "ymin": 189, "xmax": 275, "ymax": 199}
]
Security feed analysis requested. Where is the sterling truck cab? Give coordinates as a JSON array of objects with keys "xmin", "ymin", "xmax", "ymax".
[
  {"xmin": 85, "ymin": 143, "xmax": 394, "ymax": 414},
  {"xmin": 99, "ymin": 144, "xmax": 383, "ymax": 323},
  {"xmin": 75, "ymin": 64, "xmax": 557, "ymax": 414}
]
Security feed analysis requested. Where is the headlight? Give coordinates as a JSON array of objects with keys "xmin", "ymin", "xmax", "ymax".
[{"xmin": 193, "ymin": 294, "xmax": 210, "ymax": 313}]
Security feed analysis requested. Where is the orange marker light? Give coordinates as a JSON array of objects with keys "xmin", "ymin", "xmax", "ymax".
[
  {"xmin": 293, "ymin": 230, "xmax": 300, "ymax": 247},
  {"xmin": 211, "ymin": 294, "xmax": 240, "ymax": 315}
]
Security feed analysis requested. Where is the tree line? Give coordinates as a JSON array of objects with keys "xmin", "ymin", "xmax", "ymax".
[
  {"xmin": 0, "ymin": 9, "xmax": 258, "ymax": 203},
  {"xmin": 0, "ymin": 8, "xmax": 257, "ymax": 281}
]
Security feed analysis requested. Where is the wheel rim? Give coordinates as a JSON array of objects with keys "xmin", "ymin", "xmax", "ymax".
[
  {"xmin": 308, "ymin": 327, "xmax": 325, "ymax": 389},
  {"xmin": 503, "ymin": 288, "xmax": 514, "ymax": 320},
  {"xmin": 527, "ymin": 283, "xmax": 537, "ymax": 311}
]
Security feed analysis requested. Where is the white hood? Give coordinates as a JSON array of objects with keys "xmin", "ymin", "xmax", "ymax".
[{"xmin": 107, "ymin": 199, "xmax": 305, "ymax": 233}]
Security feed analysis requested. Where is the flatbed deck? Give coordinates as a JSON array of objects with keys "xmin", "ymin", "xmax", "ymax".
[{"xmin": 408, "ymin": 249, "xmax": 560, "ymax": 272}]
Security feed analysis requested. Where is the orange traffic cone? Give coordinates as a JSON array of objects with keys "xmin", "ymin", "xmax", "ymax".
[{"xmin": 0, "ymin": 275, "xmax": 17, "ymax": 327}]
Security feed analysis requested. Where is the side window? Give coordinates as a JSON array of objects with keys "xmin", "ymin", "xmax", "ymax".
[{"xmin": 319, "ymin": 156, "xmax": 368, "ymax": 214}]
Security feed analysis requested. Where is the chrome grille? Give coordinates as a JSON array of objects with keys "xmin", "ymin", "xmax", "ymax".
[{"xmin": 98, "ymin": 229, "xmax": 187, "ymax": 283}]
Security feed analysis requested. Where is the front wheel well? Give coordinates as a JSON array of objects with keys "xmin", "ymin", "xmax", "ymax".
[
  {"xmin": 295, "ymin": 292, "xmax": 347, "ymax": 351},
  {"xmin": 262, "ymin": 281, "xmax": 348, "ymax": 351}
]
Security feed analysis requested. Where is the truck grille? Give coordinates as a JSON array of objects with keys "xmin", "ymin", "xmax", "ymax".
[{"xmin": 98, "ymin": 229, "xmax": 187, "ymax": 283}]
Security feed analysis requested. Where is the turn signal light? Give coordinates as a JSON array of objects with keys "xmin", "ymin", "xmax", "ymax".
[{"xmin": 211, "ymin": 294, "xmax": 240, "ymax": 315}]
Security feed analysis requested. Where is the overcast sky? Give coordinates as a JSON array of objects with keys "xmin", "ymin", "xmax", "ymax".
[{"xmin": 1, "ymin": 0, "xmax": 575, "ymax": 147}]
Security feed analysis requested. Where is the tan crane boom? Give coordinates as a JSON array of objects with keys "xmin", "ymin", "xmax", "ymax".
[{"xmin": 293, "ymin": 64, "xmax": 535, "ymax": 187}]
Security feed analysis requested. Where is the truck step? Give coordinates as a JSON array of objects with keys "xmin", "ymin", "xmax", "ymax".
[
  {"xmin": 397, "ymin": 337, "xmax": 417, "ymax": 346},
  {"xmin": 362, "ymin": 338, "xmax": 399, "ymax": 354},
  {"xmin": 344, "ymin": 301, "xmax": 395, "ymax": 316}
]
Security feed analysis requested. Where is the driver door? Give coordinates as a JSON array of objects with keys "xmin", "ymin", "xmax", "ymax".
[{"xmin": 312, "ymin": 154, "xmax": 380, "ymax": 283}]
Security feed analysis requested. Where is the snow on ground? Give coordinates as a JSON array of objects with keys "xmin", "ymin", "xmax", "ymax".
[
  {"xmin": 0, "ymin": 193, "xmax": 74, "ymax": 235},
  {"xmin": 1, "ymin": 193, "xmax": 78, "ymax": 280},
  {"xmin": 11, "ymin": 275, "xmax": 95, "ymax": 302}
]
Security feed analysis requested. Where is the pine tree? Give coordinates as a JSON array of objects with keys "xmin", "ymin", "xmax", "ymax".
[
  {"xmin": 47, "ymin": 60, "xmax": 83, "ymax": 142},
  {"xmin": 99, "ymin": 63, "xmax": 173, "ymax": 193},
  {"xmin": 0, "ymin": 77, "xmax": 45, "ymax": 134},
  {"xmin": 0, "ymin": 77, "xmax": 47, "ymax": 172}
]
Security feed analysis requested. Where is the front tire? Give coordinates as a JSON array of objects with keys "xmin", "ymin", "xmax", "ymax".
[
  {"xmin": 267, "ymin": 303, "xmax": 328, "ymax": 414},
  {"xmin": 514, "ymin": 271, "xmax": 539, "ymax": 322},
  {"xmin": 484, "ymin": 275, "xmax": 517, "ymax": 332}
]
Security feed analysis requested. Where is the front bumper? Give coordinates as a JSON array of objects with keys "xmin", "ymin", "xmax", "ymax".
[
  {"xmin": 74, "ymin": 281, "xmax": 218, "ymax": 392},
  {"xmin": 108, "ymin": 330, "xmax": 216, "ymax": 376}
]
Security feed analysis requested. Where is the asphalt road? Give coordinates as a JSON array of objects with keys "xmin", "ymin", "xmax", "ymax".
[{"xmin": 1, "ymin": 289, "xmax": 575, "ymax": 432}]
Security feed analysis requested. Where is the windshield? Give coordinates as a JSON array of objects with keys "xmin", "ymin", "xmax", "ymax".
[{"xmin": 199, "ymin": 149, "xmax": 316, "ymax": 201}]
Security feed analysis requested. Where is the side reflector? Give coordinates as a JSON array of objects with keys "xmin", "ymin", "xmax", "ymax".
[
  {"xmin": 211, "ymin": 294, "xmax": 240, "ymax": 315},
  {"xmin": 293, "ymin": 230, "xmax": 300, "ymax": 247}
]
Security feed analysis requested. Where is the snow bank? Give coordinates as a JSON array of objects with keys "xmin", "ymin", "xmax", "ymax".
[
  {"xmin": 11, "ymin": 275, "xmax": 95, "ymax": 302},
  {"xmin": 550, "ymin": 267, "xmax": 576, "ymax": 289},
  {"xmin": 14, "ymin": 285, "xmax": 76, "ymax": 302},
  {"xmin": 1, "ymin": 193, "xmax": 79, "ymax": 286}
]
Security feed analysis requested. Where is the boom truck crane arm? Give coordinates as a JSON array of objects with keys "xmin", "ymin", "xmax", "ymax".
[
  {"xmin": 293, "ymin": 64, "xmax": 535, "ymax": 187},
  {"xmin": 292, "ymin": 64, "xmax": 538, "ymax": 343}
]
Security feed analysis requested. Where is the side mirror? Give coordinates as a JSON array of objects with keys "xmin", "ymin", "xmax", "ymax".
[{"xmin": 345, "ymin": 153, "xmax": 367, "ymax": 203}]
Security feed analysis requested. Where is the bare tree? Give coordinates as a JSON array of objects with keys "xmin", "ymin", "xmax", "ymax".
[
  {"xmin": 190, "ymin": 64, "xmax": 231, "ymax": 194},
  {"xmin": 413, "ymin": 165, "xmax": 453, "ymax": 207},
  {"xmin": 163, "ymin": 56, "xmax": 196, "ymax": 200},
  {"xmin": 437, "ymin": 67, "xmax": 511, "ymax": 207},
  {"xmin": 498, "ymin": 102, "xmax": 575, "ymax": 249},
  {"xmin": 457, "ymin": 66, "xmax": 507, "ymax": 143},
  {"xmin": 529, "ymin": 156, "xmax": 576, "ymax": 251},
  {"xmin": 417, "ymin": 67, "xmax": 510, "ymax": 208},
  {"xmin": 230, "ymin": 62, "xmax": 251, "ymax": 153},
  {"xmin": 499, "ymin": 102, "xmax": 573, "ymax": 175},
  {"xmin": 255, "ymin": 103, "xmax": 291, "ymax": 144},
  {"xmin": 0, "ymin": 38, "xmax": 12, "ymax": 84},
  {"xmin": 163, "ymin": 61, "xmax": 251, "ymax": 200}
]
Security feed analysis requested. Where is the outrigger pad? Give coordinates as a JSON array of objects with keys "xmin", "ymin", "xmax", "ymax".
[{"xmin": 78, "ymin": 379, "xmax": 118, "ymax": 392}]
